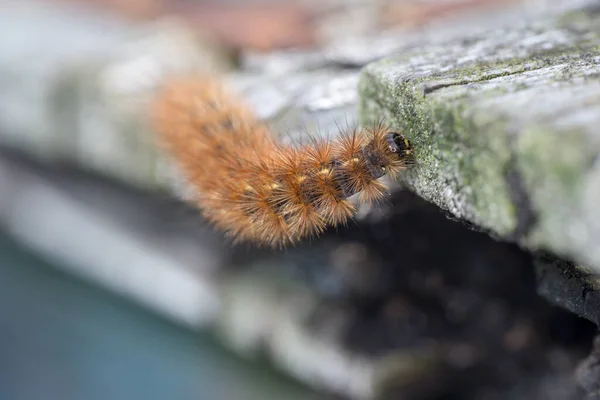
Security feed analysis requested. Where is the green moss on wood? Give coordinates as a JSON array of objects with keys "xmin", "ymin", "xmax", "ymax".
[{"xmin": 357, "ymin": 6, "xmax": 600, "ymax": 269}]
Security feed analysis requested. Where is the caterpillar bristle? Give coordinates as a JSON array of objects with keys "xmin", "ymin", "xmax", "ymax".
[{"xmin": 151, "ymin": 75, "xmax": 414, "ymax": 248}]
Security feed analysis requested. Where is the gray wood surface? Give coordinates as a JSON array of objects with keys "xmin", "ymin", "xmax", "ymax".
[{"xmin": 360, "ymin": 1, "xmax": 600, "ymax": 272}]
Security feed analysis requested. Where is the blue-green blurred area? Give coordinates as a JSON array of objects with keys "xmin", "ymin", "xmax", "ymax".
[{"xmin": 0, "ymin": 231, "xmax": 321, "ymax": 400}]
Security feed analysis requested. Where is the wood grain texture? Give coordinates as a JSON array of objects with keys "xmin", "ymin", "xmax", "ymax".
[{"xmin": 360, "ymin": 1, "xmax": 600, "ymax": 271}]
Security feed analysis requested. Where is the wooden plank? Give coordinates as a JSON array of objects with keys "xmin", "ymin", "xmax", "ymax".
[{"xmin": 359, "ymin": 1, "xmax": 600, "ymax": 271}]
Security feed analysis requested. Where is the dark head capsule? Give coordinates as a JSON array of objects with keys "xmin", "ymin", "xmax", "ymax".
[{"xmin": 386, "ymin": 132, "xmax": 414, "ymax": 161}]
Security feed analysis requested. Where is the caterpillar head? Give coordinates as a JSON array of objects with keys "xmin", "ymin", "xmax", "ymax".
[
  {"xmin": 386, "ymin": 132, "xmax": 414, "ymax": 161},
  {"xmin": 358, "ymin": 128, "xmax": 414, "ymax": 182},
  {"xmin": 374, "ymin": 131, "xmax": 414, "ymax": 180}
]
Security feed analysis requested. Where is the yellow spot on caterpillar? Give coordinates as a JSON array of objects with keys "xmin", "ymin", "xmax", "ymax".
[{"xmin": 319, "ymin": 168, "xmax": 331, "ymax": 175}]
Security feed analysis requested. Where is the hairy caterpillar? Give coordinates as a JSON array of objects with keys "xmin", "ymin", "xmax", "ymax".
[{"xmin": 151, "ymin": 76, "xmax": 414, "ymax": 248}]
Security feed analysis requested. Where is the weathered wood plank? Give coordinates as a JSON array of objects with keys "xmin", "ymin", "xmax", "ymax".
[{"xmin": 359, "ymin": 2, "xmax": 600, "ymax": 271}]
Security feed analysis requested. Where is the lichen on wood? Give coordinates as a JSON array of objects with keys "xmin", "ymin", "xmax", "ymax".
[{"xmin": 359, "ymin": 3, "xmax": 600, "ymax": 272}]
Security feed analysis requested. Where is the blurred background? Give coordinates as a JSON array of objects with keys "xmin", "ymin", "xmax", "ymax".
[{"xmin": 0, "ymin": 0, "xmax": 598, "ymax": 399}]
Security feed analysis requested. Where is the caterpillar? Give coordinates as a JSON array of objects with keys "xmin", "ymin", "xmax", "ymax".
[{"xmin": 151, "ymin": 75, "xmax": 414, "ymax": 248}]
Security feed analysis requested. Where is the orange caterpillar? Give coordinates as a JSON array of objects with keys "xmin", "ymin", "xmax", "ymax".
[{"xmin": 151, "ymin": 76, "xmax": 414, "ymax": 247}]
